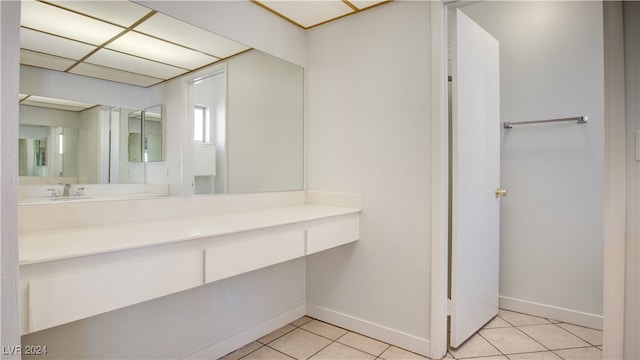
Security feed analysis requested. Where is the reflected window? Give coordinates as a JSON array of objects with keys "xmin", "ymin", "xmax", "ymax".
[{"xmin": 194, "ymin": 105, "xmax": 210, "ymax": 143}]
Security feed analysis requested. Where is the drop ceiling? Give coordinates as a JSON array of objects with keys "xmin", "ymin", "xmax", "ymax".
[
  {"xmin": 253, "ymin": 0, "xmax": 390, "ymax": 29},
  {"xmin": 19, "ymin": 0, "xmax": 392, "ymax": 91},
  {"xmin": 20, "ymin": 0, "xmax": 251, "ymax": 88}
]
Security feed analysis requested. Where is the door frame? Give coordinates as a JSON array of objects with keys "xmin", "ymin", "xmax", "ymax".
[{"xmin": 428, "ymin": 1, "xmax": 625, "ymax": 359}]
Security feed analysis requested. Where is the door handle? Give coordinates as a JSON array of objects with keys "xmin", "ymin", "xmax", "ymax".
[{"xmin": 495, "ymin": 188, "xmax": 508, "ymax": 198}]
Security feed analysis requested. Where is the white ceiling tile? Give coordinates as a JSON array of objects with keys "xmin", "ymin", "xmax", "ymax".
[
  {"xmin": 20, "ymin": 49, "xmax": 76, "ymax": 72},
  {"xmin": 348, "ymin": 0, "xmax": 387, "ymax": 10},
  {"xmin": 134, "ymin": 13, "xmax": 250, "ymax": 59},
  {"xmin": 107, "ymin": 31, "xmax": 219, "ymax": 70},
  {"xmin": 21, "ymin": 0, "xmax": 124, "ymax": 46},
  {"xmin": 20, "ymin": 28, "xmax": 96, "ymax": 60},
  {"xmin": 69, "ymin": 62, "xmax": 164, "ymax": 88},
  {"xmin": 256, "ymin": 0, "xmax": 354, "ymax": 28},
  {"xmin": 22, "ymin": 96, "xmax": 96, "ymax": 112},
  {"xmin": 46, "ymin": 0, "xmax": 154, "ymax": 27},
  {"xmin": 85, "ymin": 49, "xmax": 187, "ymax": 80},
  {"xmin": 19, "ymin": 0, "xmax": 392, "ymax": 88}
]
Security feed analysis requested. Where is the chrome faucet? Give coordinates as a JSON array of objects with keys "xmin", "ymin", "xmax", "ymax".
[
  {"xmin": 46, "ymin": 188, "xmax": 57, "ymax": 198},
  {"xmin": 62, "ymin": 183, "xmax": 71, "ymax": 197},
  {"xmin": 75, "ymin": 187, "xmax": 85, "ymax": 197}
]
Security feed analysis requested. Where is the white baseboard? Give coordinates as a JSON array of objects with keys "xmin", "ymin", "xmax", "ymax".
[
  {"xmin": 305, "ymin": 304, "xmax": 431, "ymax": 357},
  {"xmin": 499, "ymin": 296, "xmax": 603, "ymax": 330},
  {"xmin": 182, "ymin": 304, "xmax": 306, "ymax": 360}
]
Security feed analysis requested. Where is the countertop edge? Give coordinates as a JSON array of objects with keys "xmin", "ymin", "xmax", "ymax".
[{"xmin": 19, "ymin": 205, "xmax": 361, "ymax": 266}]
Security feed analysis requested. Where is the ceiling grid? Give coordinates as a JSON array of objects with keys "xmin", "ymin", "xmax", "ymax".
[
  {"xmin": 19, "ymin": 0, "xmax": 392, "ymax": 109},
  {"xmin": 19, "ymin": 0, "xmax": 250, "ymax": 88}
]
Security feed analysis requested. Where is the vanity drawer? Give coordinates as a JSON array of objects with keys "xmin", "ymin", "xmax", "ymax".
[
  {"xmin": 306, "ymin": 213, "xmax": 360, "ymax": 255},
  {"xmin": 28, "ymin": 251, "xmax": 203, "ymax": 333},
  {"xmin": 205, "ymin": 228, "xmax": 305, "ymax": 284}
]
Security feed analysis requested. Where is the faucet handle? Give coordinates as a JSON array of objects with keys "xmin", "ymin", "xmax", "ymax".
[
  {"xmin": 75, "ymin": 187, "xmax": 85, "ymax": 196},
  {"xmin": 47, "ymin": 188, "xmax": 57, "ymax": 198}
]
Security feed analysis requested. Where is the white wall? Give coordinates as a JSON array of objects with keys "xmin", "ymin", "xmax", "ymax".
[
  {"xmin": 305, "ymin": 1, "xmax": 432, "ymax": 354},
  {"xmin": 462, "ymin": 1, "xmax": 605, "ymax": 326},
  {"xmin": 1, "ymin": 1, "xmax": 21, "ymax": 356},
  {"xmin": 623, "ymin": 3, "xmax": 640, "ymax": 358}
]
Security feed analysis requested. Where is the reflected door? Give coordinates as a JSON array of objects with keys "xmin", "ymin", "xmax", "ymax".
[
  {"xmin": 190, "ymin": 71, "xmax": 226, "ymax": 195},
  {"xmin": 449, "ymin": 8, "xmax": 501, "ymax": 348}
]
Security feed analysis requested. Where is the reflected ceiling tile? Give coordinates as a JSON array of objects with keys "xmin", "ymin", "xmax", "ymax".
[
  {"xmin": 21, "ymin": 0, "xmax": 124, "ymax": 45},
  {"xmin": 255, "ymin": 0, "xmax": 354, "ymax": 28},
  {"xmin": 20, "ymin": 49, "xmax": 76, "ymax": 72},
  {"xmin": 348, "ymin": 0, "xmax": 388, "ymax": 10},
  {"xmin": 46, "ymin": 0, "xmax": 154, "ymax": 27},
  {"xmin": 107, "ymin": 32, "xmax": 219, "ymax": 70},
  {"xmin": 20, "ymin": 28, "xmax": 96, "ymax": 60},
  {"xmin": 134, "ymin": 13, "xmax": 250, "ymax": 59},
  {"xmin": 69, "ymin": 62, "xmax": 164, "ymax": 87},
  {"xmin": 85, "ymin": 49, "xmax": 187, "ymax": 80},
  {"xmin": 22, "ymin": 96, "xmax": 96, "ymax": 112},
  {"xmin": 21, "ymin": 100, "xmax": 84, "ymax": 111}
]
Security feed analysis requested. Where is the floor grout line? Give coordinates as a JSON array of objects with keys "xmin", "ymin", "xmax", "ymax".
[
  {"xmin": 474, "ymin": 329, "xmax": 508, "ymax": 359},
  {"xmin": 449, "ymin": 311, "xmax": 603, "ymax": 360},
  {"xmin": 227, "ymin": 312, "xmax": 602, "ymax": 360}
]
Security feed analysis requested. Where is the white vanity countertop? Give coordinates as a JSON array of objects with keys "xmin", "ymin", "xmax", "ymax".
[{"xmin": 19, "ymin": 205, "xmax": 361, "ymax": 265}]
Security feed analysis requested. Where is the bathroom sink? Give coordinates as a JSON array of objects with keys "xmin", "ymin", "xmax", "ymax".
[{"xmin": 50, "ymin": 196, "xmax": 93, "ymax": 201}]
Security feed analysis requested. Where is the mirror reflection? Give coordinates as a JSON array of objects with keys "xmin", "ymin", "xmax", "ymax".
[
  {"xmin": 18, "ymin": 100, "xmax": 157, "ymax": 185},
  {"xmin": 128, "ymin": 110, "xmax": 143, "ymax": 163},
  {"xmin": 18, "ymin": 0, "xmax": 304, "ymax": 201},
  {"xmin": 128, "ymin": 106, "xmax": 163, "ymax": 163},
  {"xmin": 144, "ymin": 106, "xmax": 163, "ymax": 163},
  {"xmin": 18, "ymin": 99, "xmax": 87, "ymax": 184},
  {"xmin": 19, "ymin": 47, "xmax": 304, "ymax": 200}
]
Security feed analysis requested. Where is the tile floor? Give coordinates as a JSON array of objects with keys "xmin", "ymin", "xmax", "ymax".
[{"xmin": 219, "ymin": 309, "xmax": 602, "ymax": 360}]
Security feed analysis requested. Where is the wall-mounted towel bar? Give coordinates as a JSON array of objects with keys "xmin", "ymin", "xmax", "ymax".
[{"xmin": 504, "ymin": 116, "xmax": 588, "ymax": 129}]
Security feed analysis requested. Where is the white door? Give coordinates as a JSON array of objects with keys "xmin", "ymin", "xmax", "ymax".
[{"xmin": 449, "ymin": 8, "xmax": 502, "ymax": 348}]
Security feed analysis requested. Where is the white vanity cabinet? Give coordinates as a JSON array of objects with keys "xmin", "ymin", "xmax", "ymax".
[
  {"xmin": 28, "ymin": 251, "xmax": 204, "ymax": 333},
  {"xmin": 204, "ymin": 227, "xmax": 306, "ymax": 284},
  {"xmin": 306, "ymin": 213, "xmax": 360, "ymax": 255},
  {"xmin": 19, "ymin": 200, "xmax": 360, "ymax": 335}
]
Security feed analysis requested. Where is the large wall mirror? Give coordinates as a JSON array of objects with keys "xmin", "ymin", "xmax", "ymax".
[{"xmin": 18, "ymin": 0, "xmax": 304, "ymax": 199}]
